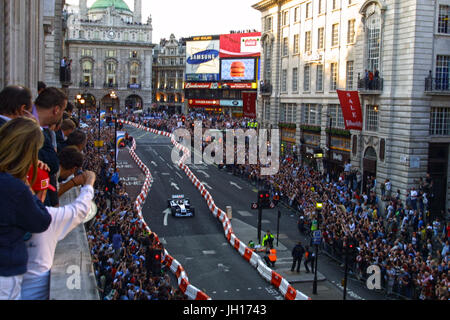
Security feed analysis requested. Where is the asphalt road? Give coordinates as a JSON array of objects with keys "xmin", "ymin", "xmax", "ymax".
[
  {"xmin": 128, "ymin": 125, "xmax": 387, "ymax": 301},
  {"xmin": 129, "ymin": 127, "xmax": 285, "ymax": 300}
]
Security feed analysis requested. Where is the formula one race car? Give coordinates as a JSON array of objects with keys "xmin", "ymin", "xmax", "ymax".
[{"xmin": 167, "ymin": 194, "xmax": 195, "ymax": 217}]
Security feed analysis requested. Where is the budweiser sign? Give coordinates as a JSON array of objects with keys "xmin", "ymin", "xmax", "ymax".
[{"xmin": 184, "ymin": 82, "xmax": 219, "ymax": 89}]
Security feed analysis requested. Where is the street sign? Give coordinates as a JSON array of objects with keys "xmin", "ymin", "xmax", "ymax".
[
  {"xmin": 312, "ymin": 230, "xmax": 322, "ymax": 245},
  {"xmin": 251, "ymin": 202, "xmax": 258, "ymax": 210}
]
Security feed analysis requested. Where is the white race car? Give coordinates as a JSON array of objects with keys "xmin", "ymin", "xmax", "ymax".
[{"xmin": 167, "ymin": 194, "xmax": 195, "ymax": 217}]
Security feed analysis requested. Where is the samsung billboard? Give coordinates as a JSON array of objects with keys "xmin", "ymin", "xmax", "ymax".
[
  {"xmin": 186, "ymin": 39, "xmax": 220, "ymax": 82},
  {"xmin": 220, "ymin": 58, "xmax": 256, "ymax": 82}
]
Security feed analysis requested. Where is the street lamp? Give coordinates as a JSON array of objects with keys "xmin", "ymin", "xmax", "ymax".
[
  {"xmin": 110, "ymin": 91, "xmax": 118, "ymax": 173},
  {"xmin": 312, "ymin": 202, "xmax": 323, "ymax": 295}
]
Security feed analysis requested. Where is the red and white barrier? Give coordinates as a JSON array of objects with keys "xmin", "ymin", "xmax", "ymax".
[
  {"xmin": 123, "ymin": 120, "xmax": 311, "ymax": 301},
  {"xmin": 126, "ymin": 126, "xmax": 211, "ymax": 300}
]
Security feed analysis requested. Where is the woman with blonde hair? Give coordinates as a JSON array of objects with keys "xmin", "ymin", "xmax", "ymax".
[{"xmin": 0, "ymin": 117, "xmax": 52, "ymax": 300}]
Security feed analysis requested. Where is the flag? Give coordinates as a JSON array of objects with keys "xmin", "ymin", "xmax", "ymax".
[
  {"xmin": 336, "ymin": 90, "xmax": 363, "ymax": 131},
  {"xmin": 116, "ymin": 131, "xmax": 126, "ymax": 161}
]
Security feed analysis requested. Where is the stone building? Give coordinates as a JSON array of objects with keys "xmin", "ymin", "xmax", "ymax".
[
  {"xmin": 65, "ymin": 0, "xmax": 154, "ymax": 113},
  {"xmin": 152, "ymin": 34, "xmax": 186, "ymax": 114},
  {"xmin": 252, "ymin": 0, "xmax": 450, "ymax": 216}
]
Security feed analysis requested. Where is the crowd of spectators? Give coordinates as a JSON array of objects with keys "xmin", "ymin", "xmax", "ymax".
[
  {"xmin": 128, "ymin": 111, "xmax": 449, "ymax": 300},
  {"xmin": 81, "ymin": 118, "xmax": 187, "ymax": 300}
]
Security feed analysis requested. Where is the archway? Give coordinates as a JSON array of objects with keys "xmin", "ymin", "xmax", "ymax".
[
  {"xmin": 363, "ymin": 146, "xmax": 377, "ymax": 193},
  {"xmin": 101, "ymin": 94, "xmax": 120, "ymax": 113},
  {"xmin": 125, "ymin": 94, "xmax": 143, "ymax": 111}
]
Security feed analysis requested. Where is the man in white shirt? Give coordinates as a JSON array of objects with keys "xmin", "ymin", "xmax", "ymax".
[{"xmin": 21, "ymin": 168, "xmax": 96, "ymax": 300}]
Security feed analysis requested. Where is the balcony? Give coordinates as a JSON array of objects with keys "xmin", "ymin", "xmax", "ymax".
[
  {"xmin": 260, "ymin": 82, "xmax": 272, "ymax": 95},
  {"xmin": 425, "ymin": 77, "xmax": 450, "ymax": 95},
  {"xmin": 79, "ymin": 81, "xmax": 94, "ymax": 88},
  {"xmin": 103, "ymin": 82, "xmax": 118, "ymax": 89},
  {"xmin": 357, "ymin": 76, "xmax": 383, "ymax": 94}
]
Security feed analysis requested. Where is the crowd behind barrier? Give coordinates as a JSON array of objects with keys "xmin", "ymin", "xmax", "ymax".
[
  {"xmin": 127, "ymin": 111, "xmax": 450, "ymax": 300},
  {"xmin": 81, "ymin": 119, "xmax": 188, "ymax": 300}
]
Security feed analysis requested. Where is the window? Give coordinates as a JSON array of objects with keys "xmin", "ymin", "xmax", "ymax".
[
  {"xmin": 294, "ymin": 7, "xmax": 300, "ymax": 22},
  {"xmin": 81, "ymin": 49, "xmax": 93, "ymax": 57},
  {"xmin": 282, "ymin": 69, "xmax": 287, "ymax": 92},
  {"xmin": 79, "ymin": 30, "xmax": 85, "ymax": 38},
  {"xmin": 264, "ymin": 101, "xmax": 271, "ymax": 121},
  {"xmin": 305, "ymin": 31, "xmax": 311, "ymax": 53},
  {"xmin": 318, "ymin": 27, "xmax": 324, "ymax": 50},
  {"xmin": 436, "ymin": 55, "xmax": 450, "ymax": 90},
  {"xmin": 282, "ymin": 10, "xmax": 289, "ymax": 26},
  {"xmin": 281, "ymin": 104, "xmax": 297, "ymax": 123},
  {"xmin": 366, "ymin": 105, "xmax": 379, "ymax": 132},
  {"xmin": 328, "ymin": 104, "xmax": 345, "ymax": 129},
  {"xmin": 265, "ymin": 16, "xmax": 273, "ymax": 31},
  {"xmin": 105, "ymin": 61, "xmax": 117, "ymax": 85},
  {"xmin": 292, "ymin": 67, "xmax": 298, "ymax": 92},
  {"xmin": 130, "ymin": 62, "xmax": 139, "ymax": 84},
  {"xmin": 304, "ymin": 64, "xmax": 311, "ymax": 92},
  {"xmin": 318, "ymin": 0, "xmax": 324, "ymax": 14},
  {"xmin": 430, "ymin": 107, "xmax": 450, "ymax": 135},
  {"xmin": 293, "ymin": 34, "xmax": 300, "ymax": 54},
  {"xmin": 130, "ymin": 50, "xmax": 139, "ymax": 58},
  {"xmin": 332, "ymin": 24, "xmax": 339, "ymax": 47},
  {"xmin": 94, "ymin": 31, "xmax": 100, "ymax": 39},
  {"xmin": 330, "ymin": 63, "xmax": 338, "ymax": 91},
  {"xmin": 367, "ymin": 11, "xmax": 381, "ymax": 71},
  {"xmin": 283, "ymin": 37, "xmax": 289, "ymax": 56},
  {"xmin": 438, "ymin": 5, "xmax": 449, "ymax": 34},
  {"xmin": 82, "ymin": 60, "xmax": 93, "ymax": 85},
  {"xmin": 302, "ymin": 104, "xmax": 321, "ymax": 125},
  {"xmin": 346, "ymin": 61, "xmax": 354, "ymax": 90},
  {"xmin": 332, "ymin": 0, "xmax": 339, "ymax": 10},
  {"xmin": 347, "ymin": 19, "xmax": 355, "ymax": 44},
  {"xmin": 106, "ymin": 50, "xmax": 116, "ymax": 58},
  {"xmin": 316, "ymin": 64, "xmax": 324, "ymax": 92},
  {"xmin": 306, "ymin": 2, "xmax": 311, "ymax": 18},
  {"xmin": 124, "ymin": 32, "xmax": 129, "ymax": 41},
  {"xmin": 264, "ymin": 42, "xmax": 272, "ymax": 80}
]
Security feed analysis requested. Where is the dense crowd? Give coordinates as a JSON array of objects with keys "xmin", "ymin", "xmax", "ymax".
[
  {"xmin": 82, "ymin": 121, "xmax": 187, "ymax": 300},
  {"xmin": 129, "ymin": 111, "xmax": 449, "ymax": 300},
  {"xmin": 0, "ymin": 84, "xmax": 183, "ymax": 300}
]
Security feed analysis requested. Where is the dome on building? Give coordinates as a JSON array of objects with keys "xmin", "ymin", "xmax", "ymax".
[{"xmin": 90, "ymin": 0, "xmax": 132, "ymax": 13}]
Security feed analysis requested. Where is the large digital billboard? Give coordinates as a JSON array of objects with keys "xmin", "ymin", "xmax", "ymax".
[
  {"xmin": 219, "ymin": 32, "xmax": 261, "ymax": 58},
  {"xmin": 220, "ymin": 58, "xmax": 256, "ymax": 81},
  {"xmin": 186, "ymin": 38, "xmax": 220, "ymax": 82}
]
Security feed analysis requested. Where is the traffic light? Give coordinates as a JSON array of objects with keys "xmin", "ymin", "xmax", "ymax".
[
  {"xmin": 146, "ymin": 248, "xmax": 162, "ymax": 276},
  {"xmin": 257, "ymin": 190, "xmax": 271, "ymax": 209}
]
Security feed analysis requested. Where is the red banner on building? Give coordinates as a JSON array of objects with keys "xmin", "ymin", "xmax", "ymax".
[
  {"xmin": 336, "ymin": 90, "xmax": 363, "ymax": 130},
  {"xmin": 242, "ymin": 91, "xmax": 257, "ymax": 119}
]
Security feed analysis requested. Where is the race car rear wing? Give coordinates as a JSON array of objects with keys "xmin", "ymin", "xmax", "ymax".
[{"xmin": 172, "ymin": 194, "xmax": 185, "ymax": 199}]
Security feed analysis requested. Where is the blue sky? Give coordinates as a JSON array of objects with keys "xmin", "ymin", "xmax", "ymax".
[{"xmin": 66, "ymin": 0, "xmax": 262, "ymax": 42}]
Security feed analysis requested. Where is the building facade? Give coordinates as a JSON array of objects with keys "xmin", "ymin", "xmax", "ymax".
[
  {"xmin": 252, "ymin": 0, "xmax": 450, "ymax": 216},
  {"xmin": 65, "ymin": 0, "xmax": 154, "ymax": 112},
  {"xmin": 152, "ymin": 34, "xmax": 186, "ymax": 114}
]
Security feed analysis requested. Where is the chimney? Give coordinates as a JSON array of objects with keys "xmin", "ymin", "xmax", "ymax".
[{"xmin": 134, "ymin": 0, "xmax": 142, "ymax": 23}]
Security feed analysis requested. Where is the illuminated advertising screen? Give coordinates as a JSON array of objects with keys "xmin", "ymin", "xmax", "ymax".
[
  {"xmin": 186, "ymin": 39, "xmax": 220, "ymax": 81},
  {"xmin": 219, "ymin": 32, "xmax": 261, "ymax": 58},
  {"xmin": 220, "ymin": 58, "xmax": 256, "ymax": 81}
]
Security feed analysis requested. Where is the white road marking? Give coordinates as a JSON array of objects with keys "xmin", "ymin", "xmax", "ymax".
[
  {"xmin": 175, "ymin": 172, "xmax": 183, "ymax": 179},
  {"xmin": 201, "ymin": 182, "xmax": 212, "ymax": 189},
  {"xmin": 161, "ymin": 173, "xmax": 170, "ymax": 176},
  {"xmin": 171, "ymin": 182, "xmax": 180, "ymax": 190},
  {"xmin": 151, "ymin": 161, "xmax": 158, "ymax": 167},
  {"xmin": 197, "ymin": 170, "xmax": 210, "ymax": 178},
  {"xmin": 237, "ymin": 210, "xmax": 252, "ymax": 217},
  {"xmin": 203, "ymin": 250, "xmax": 216, "ymax": 255},
  {"xmin": 230, "ymin": 181, "xmax": 242, "ymax": 190},
  {"xmin": 163, "ymin": 208, "xmax": 171, "ymax": 226}
]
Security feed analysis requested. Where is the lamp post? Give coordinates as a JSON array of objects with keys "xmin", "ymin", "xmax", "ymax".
[
  {"xmin": 312, "ymin": 202, "xmax": 322, "ymax": 295},
  {"xmin": 76, "ymin": 94, "xmax": 82, "ymax": 123},
  {"xmin": 327, "ymin": 115, "xmax": 332, "ymax": 179},
  {"xmin": 110, "ymin": 91, "xmax": 118, "ymax": 172}
]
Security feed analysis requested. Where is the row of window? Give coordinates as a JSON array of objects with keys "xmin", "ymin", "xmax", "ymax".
[
  {"xmin": 81, "ymin": 49, "xmax": 140, "ymax": 59},
  {"xmin": 270, "ymin": 4, "xmax": 449, "ymax": 35},
  {"xmin": 283, "ymin": 20, "xmax": 356, "ymax": 57},
  {"xmin": 282, "ymin": 61, "xmax": 354, "ymax": 92},
  {"xmin": 265, "ymin": 103, "xmax": 449, "ymax": 136},
  {"xmin": 81, "ymin": 60, "xmax": 140, "ymax": 86},
  {"xmin": 157, "ymin": 58, "xmax": 185, "ymax": 66},
  {"xmin": 74, "ymin": 30, "xmax": 149, "ymax": 42}
]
